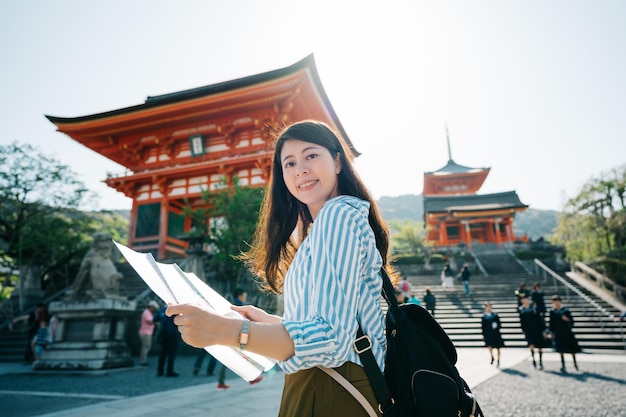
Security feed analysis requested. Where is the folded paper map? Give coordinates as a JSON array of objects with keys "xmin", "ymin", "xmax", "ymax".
[{"xmin": 113, "ymin": 240, "xmax": 276, "ymax": 381}]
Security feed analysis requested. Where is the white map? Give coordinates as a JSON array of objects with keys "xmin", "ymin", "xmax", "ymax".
[{"xmin": 113, "ymin": 241, "xmax": 276, "ymax": 381}]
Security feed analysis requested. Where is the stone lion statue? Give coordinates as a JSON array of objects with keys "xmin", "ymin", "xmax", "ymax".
[{"xmin": 71, "ymin": 233, "xmax": 123, "ymax": 299}]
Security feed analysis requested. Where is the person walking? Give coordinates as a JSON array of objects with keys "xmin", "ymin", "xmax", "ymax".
[
  {"xmin": 441, "ymin": 263, "xmax": 455, "ymax": 291},
  {"xmin": 549, "ymin": 295, "xmax": 581, "ymax": 373},
  {"xmin": 138, "ymin": 300, "xmax": 159, "ymax": 366},
  {"xmin": 460, "ymin": 264, "xmax": 471, "ymax": 296},
  {"xmin": 480, "ymin": 302, "xmax": 505, "ymax": 366},
  {"xmin": 518, "ymin": 294, "xmax": 550, "ymax": 370},
  {"xmin": 31, "ymin": 318, "xmax": 51, "ymax": 362},
  {"xmin": 12, "ymin": 302, "xmax": 48, "ymax": 363},
  {"xmin": 514, "ymin": 283, "xmax": 531, "ymax": 314},
  {"xmin": 166, "ymin": 120, "xmax": 393, "ymax": 416},
  {"xmin": 423, "ymin": 288, "xmax": 436, "ymax": 317},
  {"xmin": 398, "ymin": 277, "xmax": 412, "ymax": 303},
  {"xmin": 155, "ymin": 307, "xmax": 180, "ymax": 377},
  {"xmin": 531, "ymin": 282, "xmax": 547, "ymax": 318}
]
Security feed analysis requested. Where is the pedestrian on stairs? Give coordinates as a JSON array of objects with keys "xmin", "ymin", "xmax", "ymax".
[
  {"xmin": 423, "ymin": 288, "xmax": 436, "ymax": 317},
  {"xmin": 440, "ymin": 263, "xmax": 455, "ymax": 291},
  {"xmin": 531, "ymin": 282, "xmax": 546, "ymax": 318},
  {"xmin": 459, "ymin": 264, "xmax": 471, "ymax": 295},
  {"xmin": 518, "ymin": 295, "xmax": 551, "ymax": 370},
  {"xmin": 514, "ymin": 283, "xmax": 531, "ymax": 312},
  {"xmin": 481, "ymin": 302, "xmax": 505, "ymax": 366},
  {"xmin": 549, "ymin": 295, "xmax": 581, "ymax": 373}
]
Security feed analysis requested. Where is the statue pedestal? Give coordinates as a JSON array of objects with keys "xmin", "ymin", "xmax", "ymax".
[{"xmin": 34, "ymin": 298, "xmax": 136, "ymax": 370}]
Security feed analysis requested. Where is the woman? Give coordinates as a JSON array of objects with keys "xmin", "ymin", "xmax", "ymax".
[
  {"xmin": 549, "ymin": 295, "xmax": 581, "ymax": 373},
  {"xmin": 441, "ymin": 263, "xmax": 455, "ymax": 290},
  {"xmin": 531, "ymin": 282, "xmax": 546, "ymax": 318},
  {"xmin": 167, "ymin": 120, "xmax": 392, "ymax": 416},
  {"xmin": 518, "ymin": 295, "xmax": 551, "ymax": 370},
  {"xmin": 481, "ymin": 302, "xmax": 505, "ymax": 366}
]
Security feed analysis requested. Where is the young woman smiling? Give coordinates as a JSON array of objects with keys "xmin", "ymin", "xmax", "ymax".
[{"xmin": 167, "ymin": 120, "xmax": 394, "ymax": 416}]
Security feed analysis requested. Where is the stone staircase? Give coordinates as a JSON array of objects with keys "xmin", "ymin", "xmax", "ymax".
[
  {"xmin": 404, "ymin": 271, "xmax": 625, "ymax": 350},
  {"xmin": 475, "ymin": 250, "xmax": 528, "ymax": 275}
]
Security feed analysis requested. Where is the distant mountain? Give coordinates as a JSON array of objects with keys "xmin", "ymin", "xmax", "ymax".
[
  {"xmin": 377, "ymin": 194, "xmax": 559, "ymax": 240},
  {"xmin": 377, "ymin": 194, "xmax": 424, "ymax": 222}
]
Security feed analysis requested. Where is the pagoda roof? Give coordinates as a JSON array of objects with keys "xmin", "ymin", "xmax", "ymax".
[
  {"xmin": 425, "ymin": 158, "xmax": 490, "ymax": 176},
  {"xmin": 45, "ymin": 54, "xmax": 357, "ymax": 168},
  {"xmin": 423, "ymin": 191, "xmax": 528, "ymax": 216}
]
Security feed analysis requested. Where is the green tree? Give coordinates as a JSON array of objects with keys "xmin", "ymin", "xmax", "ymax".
[
  {"xmin": 388, "ymin": 219, "xmax": 435, "ymax": 267},
  {"xmin": 0, "ymin": 142, "xmax": 98, "ymax": 307},
  {"xmin": 554, "ymin": 164, "xmax": 626, "ymax": 262},
  {"xmin": 182, "ymin": 178, "xmax": 263, "ymax": 294},
  {"xmin": 389, "ymin": 219, "xmax": 426, "ymax": 255}
]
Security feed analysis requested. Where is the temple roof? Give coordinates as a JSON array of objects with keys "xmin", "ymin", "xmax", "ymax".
[
  {"xmin": 45, "ymin": 54, "xmax": 358, "ymax": 168},
  {"xmin": 425, "ymin": 158, "xmax": 490, "ymax": 176},
  {"xmin": 46, "ymin": 54, "xmax": 345, "ymax": 129},
  {"xmin": 423, "ymin": 191, "xmax": 528, "ymax": 214}
]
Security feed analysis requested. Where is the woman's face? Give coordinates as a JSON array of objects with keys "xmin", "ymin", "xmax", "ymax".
[{"xmin": 280, "ymin": 139, "xmax": 341, "ymax": 219}]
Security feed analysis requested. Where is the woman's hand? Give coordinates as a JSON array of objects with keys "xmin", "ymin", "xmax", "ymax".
[
  {"xmin": 231, "ymin": 305, "xmax": 282, "ymax": 324},
  {"xmin": 166, "ymin": 303, "xmax": 239, "ymax": 349}
]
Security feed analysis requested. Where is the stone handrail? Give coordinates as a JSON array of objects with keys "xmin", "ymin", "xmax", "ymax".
[
  {"xmin": 572, "ymin": 261, "xmax": 626, "ymax": 306},
  {"xmin": 533, "ymin": 259, "xmax": 616, "ymax": 323}
]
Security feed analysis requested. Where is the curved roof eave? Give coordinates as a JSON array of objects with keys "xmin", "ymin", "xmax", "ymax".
[
  {"xmin": 44, "ymin": 54, "xmax": 354, "ymax": 154},
  {"xmin": 425, "ymin": 159, "xmax": 490, "ymax": 175}
]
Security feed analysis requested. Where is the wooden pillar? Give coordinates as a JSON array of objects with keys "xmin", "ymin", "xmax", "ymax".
[
  {"xmin": 463, "ymin": 220, "xmax": 472, "ymax": 251},
  {"xmin": 440, "ymin": 220, "xmax": 448, "ymax": 247},
  {"xmin": 128, "ymin": 200, "xmax": 139, "ymax": 248},
  {"xmin": 157, "ymin": 180, "xmax": 170, "ymax": 259},
  {"xmin": 494, "ymin": 218, "xmax": 502, "ymax": 248},
  {"xmin": 486, "ymin": 218, "xmax": 495, "ymax": 243},
  {"xmin": 506, "ymin": 220, "xmax": 514, "ymax": 243}
]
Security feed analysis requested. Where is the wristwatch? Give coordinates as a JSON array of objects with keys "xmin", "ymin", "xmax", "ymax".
[{"xmin": 239, "ymin": 319, "xmax": 250, "ymax": 350}]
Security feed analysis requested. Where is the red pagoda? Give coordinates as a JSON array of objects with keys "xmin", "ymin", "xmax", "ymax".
[
  {"xmin": 423, "ymin": 129, "xmax": 528, "ymax": 250},
  {"xmin": 47, "ymin": 54, "xmax": 357, "ymax": 259}
]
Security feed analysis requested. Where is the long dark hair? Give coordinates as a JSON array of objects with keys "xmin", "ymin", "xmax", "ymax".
[{"xmin": 242, "ymin": 120, "xmax": 393, "ymax": 292}]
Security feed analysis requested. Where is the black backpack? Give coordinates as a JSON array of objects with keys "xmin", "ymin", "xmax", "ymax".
[{"xmin": 356, "ymin": 268, "xmax": 484, "ymax": 417}]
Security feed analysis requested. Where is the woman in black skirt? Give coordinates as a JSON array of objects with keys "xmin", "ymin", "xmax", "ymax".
[
  {"xmin": 481, "ymin": 302, "xmax": 505, "ymax": 366},
  {"xmin": 518, "ymin": 295, "xmax": 551, "ymax": 370},
  {"xmin": 549, "ymin": 295, "xmax": 581, "ymax": 373}
]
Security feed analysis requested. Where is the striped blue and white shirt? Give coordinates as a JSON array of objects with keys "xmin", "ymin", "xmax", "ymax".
[{"xmin": 279, "ymin": 195, "xmax": 386, "ymax": 374}]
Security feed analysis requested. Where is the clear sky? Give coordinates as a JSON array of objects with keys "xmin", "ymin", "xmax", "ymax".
[{"xmin": 1, "ymin": 1, "xmax": 625, "ymax": 212}]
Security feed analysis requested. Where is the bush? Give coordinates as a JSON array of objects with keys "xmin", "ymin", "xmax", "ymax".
[
  {"xmin": 429, "ymin": 253, "xmax": 447, "ymax": 264},
  {"xmin": 602, "ymin": 257, "xmax": 626, "ymax": 287},
  {"xmin": 391, "ymin": 254, "xmax": 425, "ymax": 265},
  {"xmin": 514, "ymin": 250, "xmax": 553, "ymax": 261}
]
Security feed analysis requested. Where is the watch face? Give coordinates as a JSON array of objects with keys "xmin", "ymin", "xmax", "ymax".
[{"xmin": 239, "ymin": 319, "xmax": 250, "ymax": 349}]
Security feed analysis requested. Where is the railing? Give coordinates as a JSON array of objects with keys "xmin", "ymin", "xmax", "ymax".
[
  {"xmin": 469, "ymin": 251, "xmax": 488, "ymax": 276},
  {"xmin": 534, "ymin": 258, "xmax": 625, "ymax": 349},
  {"xmin": 572, "ymin": 261, "xmax": 626, "ymax": 306},
  {"xmin": 507, "ymin": 249, "xmax": 534, "ymax": 275}
]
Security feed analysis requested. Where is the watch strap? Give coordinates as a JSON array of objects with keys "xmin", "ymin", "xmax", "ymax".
[{"xmin": 239, "ymin": 319, "xmax": 250, "ymax": 350}]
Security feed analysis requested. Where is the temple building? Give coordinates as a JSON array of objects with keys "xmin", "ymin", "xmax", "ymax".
[
  {"xmin": 47, "ymin": 54, "xmax": 357, "ymax": 260},
  {"xmin": 423, "ymin": 131, "xmax": 528, "ymax": 250}
]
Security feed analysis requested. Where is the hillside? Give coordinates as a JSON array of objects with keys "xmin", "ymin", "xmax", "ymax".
[{"xmin": 377, "ymin": 194, "xmax": 559, "ymax": 240}]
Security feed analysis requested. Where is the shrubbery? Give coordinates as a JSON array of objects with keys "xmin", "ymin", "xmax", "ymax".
[{"xmin": 602, "ymin": 257, "xmax": 626, "ymax": 287}]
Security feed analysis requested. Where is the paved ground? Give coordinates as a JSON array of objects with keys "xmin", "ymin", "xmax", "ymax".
[{"xmin": 0, "ymin": 348, "xmax": 624, "ymax": 417}]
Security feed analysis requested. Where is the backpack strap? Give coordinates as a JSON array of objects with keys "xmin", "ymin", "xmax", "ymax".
[
  {"xmin": 355, "ymin": 267, "xmax": 397, "ymax": 415},
  {"xmin": 318, "ymin": 367, "xmax": 379, "ymax": 417}
]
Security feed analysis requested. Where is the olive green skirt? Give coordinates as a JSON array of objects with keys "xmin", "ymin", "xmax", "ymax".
[{"xmin": 278, "ymin": 361, "xmax": 381, "ymax": 417}]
